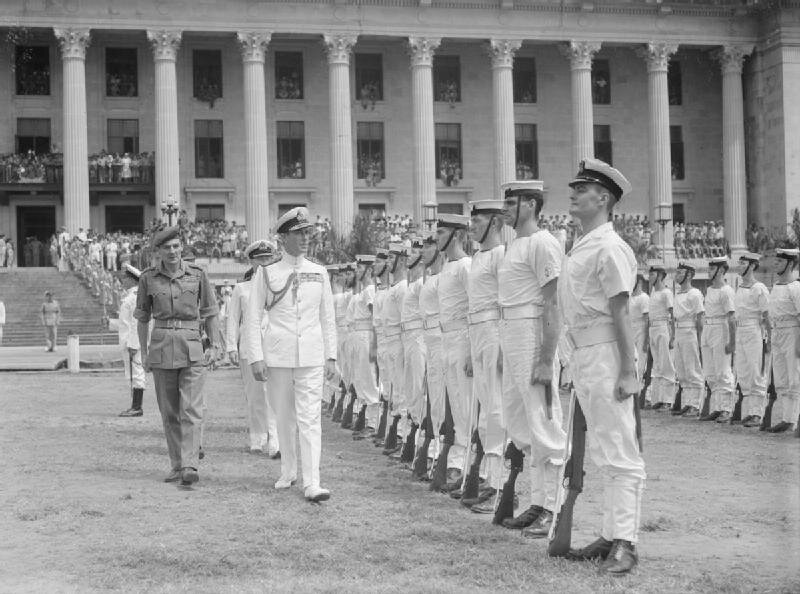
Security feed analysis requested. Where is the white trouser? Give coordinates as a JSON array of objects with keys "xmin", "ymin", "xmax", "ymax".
[
  {"xmin": 649, "ymin": 324, "xmax": 676, "ymax": 404},
  {"xmin": 337, "ymin": 331, "xmax": 350, "ymax": 385},
  {"xmin": 423, "ymin": 328, "xmax": 446, "ymax": 439},
  {"xmin": 350, "ymin": 329, "xmax": 381, "ymax": 427},
  {"xmin": 469, "ymin": 320, "xmax": 505, "ymax": 489},
  {"xmin": 571, "ymin": 341, "xmax": 646, "ymax": 543},
  {"xmin": 735, "ymin": 324, "xmax": 768, "ymax": 417},
  {"xmin": 673, "ymin": 327, "xmax": 704, "ymax": 408},
  {"xmin": 122, "ymin": 348, "xmax": 146, "ymax": 390},
  {"xmin": 499, "ymin": 318, "xmax": 566, "ymax": 511},
  {"xmin": 632, "ymin": 321, "xmax": 648, "ymax": 390},
  {"xmin": 702, "ymin": 324, "xmax": 735, "ymax": 413},
  {"xmin": 402, "ymin": 328, "xmax": 427, "ymax": 426},
  {"xmin": 441, "ymin": 326, "xmax": 473, "ymax": 471},
  {"xmin": 384, "ymin": 334, "xmax": 406, "ymax": 433},
  {"xmin": 241, "ymin": 357, "xmax": 278, "ymax": 451},
  {"xmin": 267, "ymin": 366, "xmax": 324, "ymax": 489},
  {"xmin": 375, "ymin": 332, "xmax": 388, "ymax": 397},
  {"xmin": 771, "ymin": 328, "xmax": 800, "ymax": 424}
]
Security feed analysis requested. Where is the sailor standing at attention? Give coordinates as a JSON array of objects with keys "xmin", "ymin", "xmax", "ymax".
[{"xmin": 242, "ymin": 207, "xmax": 337, "ymax": 502}]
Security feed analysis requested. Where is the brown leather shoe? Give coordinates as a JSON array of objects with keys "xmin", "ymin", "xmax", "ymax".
[
  {"xmin": 569, "ymin": 536, "xmax": 613, "ymax": 560},
  {"xmin": 599, "ymin": 540, "xmax": 638, "ymax": 575},
  {"xmin": 521, "ymin": 509, "xmax": 553, "ymax": 539},
  {"xmin": 502, "ymin": 504, "xmax": 543, "ymax": 529}
]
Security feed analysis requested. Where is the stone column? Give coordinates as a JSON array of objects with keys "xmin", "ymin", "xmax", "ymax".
[
  {"xmin": 147, "ymin": 30, "xmax": 182, "ymax": 218},
  {"xmin": 408, "ymin": 37, "xmax": 441, "ymax": 222},
  {"xmin": 238, "ymin": 31, "xmax": 272, "ymax": 241},
  {"xmin": 560, "ymin": 40, "xmax": 601, "ymax": 166},
  {"xmin": 639, "ymin": 41, "xmax": 679, "ymax": 259},
  {"xmin": 716, "ymin": 45, "xmax": 752, "ymax": 255},
  {"xmin": 488, "ymin": 39, "xmax": 521, "ymax": 189},
  {"xmin": 323, "ymin": 34, "xmax": 358, "ymax": 235},
  {"xmin": 54, "ymin": 28, "xmax": 91, "ymax": 234}
]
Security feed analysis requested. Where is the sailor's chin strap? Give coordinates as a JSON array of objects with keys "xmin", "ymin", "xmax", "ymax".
[
  {"xmin": 408, "ymin": 254, "xmax": 423, "ymax": 270},
  {"xmin": 390, "ymin": 254, "xmax": 401, "ymax": 275},
  {"xmin": 478, "ymin": 215, "xmax": 494, "ymax": 245},
  {"xmin": 779, "ymin": 259, "xmax": 794, "ymax": 277},
  {"xmin": 440, "ymin": 229, "xmax": 457, "ymax": 253},
  {"xmin": 740, "ymin": 261, "xmax": 754, "ymax": 279}
]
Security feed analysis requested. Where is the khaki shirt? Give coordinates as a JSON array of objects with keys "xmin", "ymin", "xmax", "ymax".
[{"xmin": 133, "ymin": 260, "xmax": 219, "ymax": 369}]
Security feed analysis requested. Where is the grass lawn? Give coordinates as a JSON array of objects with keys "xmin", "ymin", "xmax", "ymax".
[{"xmin": 1, "ymin": 368, "xmax": 798, "ymax": 593}]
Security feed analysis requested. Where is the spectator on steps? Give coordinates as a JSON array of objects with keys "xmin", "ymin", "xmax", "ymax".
[{"xmin": 0, "ymin": 299, "xmax": 5, "ymax": 346}]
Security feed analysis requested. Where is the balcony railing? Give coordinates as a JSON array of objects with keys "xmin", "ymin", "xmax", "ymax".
[{"xmin": 0, "ymin": 153, "xmax": 154, "ymax": 185}]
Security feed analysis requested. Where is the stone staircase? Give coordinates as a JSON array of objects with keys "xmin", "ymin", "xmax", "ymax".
[{"xmin": 0, "ymin": 268, "xmax": 117, "ymax": 346}]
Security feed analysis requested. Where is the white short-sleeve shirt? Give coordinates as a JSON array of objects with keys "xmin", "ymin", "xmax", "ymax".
[
  {"xmin": 498, "ymin": 230, "xmax": 561, "ymax": 308},
  {"xmin": 769, "ymin": 281, "xmax": 800, "ymax": 319},
  {"xmin": 649, "ymin": 288, "xmax": 674, "ymax": 321},
  {"xmin": 674, "ymin": 288, "xmax": 705, "ymax": 322},
  {"xmin": 383, "ymin": 279, "xmax": 407, "ymax": 327},
  {"xmin": 704, "ymin": 284, "xmax": 735, "ymax": 318},
  {"xmin": 419, "ymin": 273, "xmax": 440, "ymax": 321},
  {"xmin": 734, "ymin": 282, "xmax": 769, "ymax": 320},
  {"xmin": 401, "ymin": 277, "xmax": 424, "ymax": 323},
  {"xmin": 467, "ymin": 245, "xmax": 504, "ymax": 314},
  {"xmin": 629, "ymin": 292, "xmax": 650, "ymax": 322},
  {"xmin": 438, "ymin": 257, "xmax": 471, "ymax": 324}
]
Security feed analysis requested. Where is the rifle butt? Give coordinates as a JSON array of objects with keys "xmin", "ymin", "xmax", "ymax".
[
  {"xmin": 492, "ymin": 471, "xmax": 518, "ymax": 525},
  {"xmin": 429, "ymin": 443, "xmax": 452, "ymax": 491}
]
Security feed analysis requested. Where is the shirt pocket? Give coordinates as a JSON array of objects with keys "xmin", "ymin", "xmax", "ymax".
[
  {"xmin": 187, "ymin": 336, "xmax": 204, "ymax": 362},
  {"xmin": 178, "ymin": 279, "xmax": 200, "ymax": 310},
  {"xmin": 151, "ymin": 288, "xmax": 171, "ymax": 313}
]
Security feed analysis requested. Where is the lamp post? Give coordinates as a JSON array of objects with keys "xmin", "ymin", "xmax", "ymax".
[
  {"xmin": 655, "ymin": 202, "xmax": 672, "ymax": 265},
  {"xmin": 423, "ymin": 201, "xmax": 438, "ymax": 233},
  {"xmin": 161, "ymin": 194, "xmax": 178, "ymax": 226}
]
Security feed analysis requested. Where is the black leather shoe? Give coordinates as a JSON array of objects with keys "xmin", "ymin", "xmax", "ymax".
[
  {"xmin": 118, "ymin": 408, "xmax": 143, "ymax": 417},
  {"xmin": 699, "ymin": 410, "xmax": 722, "ymax": 421},
  {"xmin": 743, "ymin": 415, "xmax": 762, "ymax": 428},
  {"xmin": 441, "ymin": 478, "xmax": 463, "ymax": 493},
  {"xmin": 449, "ymin": 487, "xmax": 464, "ymax": 500},
  {"xmin": 599, "ymin": 540, "xmax": 638, "ymax": 575},
  {"xmin": 682, "ymin": 406, "xmax": 700, "ymax": 418},
  {"xmin": 502, "ymin": 504, "xmax": 543, "ymax": 529},
  {"xmin": 569, "ymin": 536, "xmax": 613, "ymax": 560},
  {"xmin": 180, "ymin": 467, "xmax": 199, "ymax": 486},
  {"xmin": 163, "ymin": 469, "xmax": 181, "ymax": 483},
  {"xmin": 672, "ymin": 405, "xmax": 691, "ymax": 416},
  {"xmin": 767, "ymin": 421, "xmax": 792, "ymax": 433},
  {"xmin": 199, "ymin": 447, "xmax": 205, "ymax": 460},
  {"xmin": 353, "ymin": 427, "xmax": 375, "ymax": 441},
  {"xmin": 716, "ymin": 411, "xmax": 732, "ymax": 423},
  {"xmin": 522, "ymin": 509, "xmax": 553, "ymax": 539},
  {"xmin": 461, "ymin": 486, "xmax": 497, "ymax": 509}
]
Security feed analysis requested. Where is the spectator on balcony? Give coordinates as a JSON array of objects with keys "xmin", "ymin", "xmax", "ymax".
[
  {"xmin": 121, "ymin": 153, "xmax": 132, "ymax": 182},
  {"xmin": 0, "ymin": 298, "xmax": 5, "ymax": 345},
  {"xmin": 4, "ymin": 238, "xmax": 15, "ymax": 268}
]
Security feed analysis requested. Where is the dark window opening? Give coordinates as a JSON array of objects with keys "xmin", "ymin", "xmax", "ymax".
[
  {"xmin": 275, "ymin": 52, "xmax": 303, "ymax": 100},
  {"xmin": 513, "ymin": 57, "xmax": 537, "ymax": 104},
  {"xmin": 276, "ymin": 121, "xmax": 305, "ymax": 179},
  {"xmin": 194, "ymin": 120, "xmax": 224, "ymax": 178},
  {"xmin": 106, "ymin": 48, "xmax": 138, "ymax": 97}
]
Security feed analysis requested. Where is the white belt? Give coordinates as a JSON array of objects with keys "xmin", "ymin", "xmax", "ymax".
[
  {"xmin": 773, "ymin": 320, "xmax": 800, "ymax": 329},
  {"xmin": 704, "ymin": 317, "xmax": 726, "ymax": 326},
  {"xmin": 675, "ymin": 322, "xmax": 696, "ymax": 329},
  {"xmin": 736, "ymin": 318, "xmax": 760, "ymax": 327},
  {"xmin": 424, "ymin": 315, "xmax": 440, "ymax": 330},
  {"xmin": 336, "ymin": 324, "xmax": 349, "ymax": 331},
  {"xmin": 500, "ymin": 303, "xmax": 543, "ymax": 320},
  {"xmin": 384, "ymin": 325, "xmax": 402, "ymax": 337},
  {"xmin": 631, "ymin": 319, "xmax": 646, "ymax": 327},
  {"xmin": 567, "ymin": 323, "xmax": 616, "ymax": 350},
  {"xmin": 650, "ymin": 319, "xmax": 669, "ymax": 327},
  {"xmin": 352, "ymin": 320, "xmax": 373, "ymax": 331},
  {"xmin": 469, "ymin": 308, "xmax": 500, "ymax": 325},
  {"xmin": 440, "ymin": 318, "xmax": 468, "ymax": 333},
  {"xmin": 401, "ymin": 320, "xmax": 424, "ymax": 332}
]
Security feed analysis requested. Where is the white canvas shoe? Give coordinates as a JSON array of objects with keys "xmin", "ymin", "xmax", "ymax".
[
  {"xmin": 274, "ymin": 477, "xmax": 296, "ymax": 489},
  {"xmin": 304, "ymin": 485, "xmax": 331, "ymax": 502}
]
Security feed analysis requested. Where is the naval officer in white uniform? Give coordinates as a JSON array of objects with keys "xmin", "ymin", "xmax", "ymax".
[{"xmin": 242, "ymin": 207, "xmax": 338, "ymax": 503}]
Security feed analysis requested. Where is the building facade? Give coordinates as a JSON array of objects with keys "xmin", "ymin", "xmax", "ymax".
[{"xmin": 0, "ymin": 0, "xmax": 798, "ymax": 261}]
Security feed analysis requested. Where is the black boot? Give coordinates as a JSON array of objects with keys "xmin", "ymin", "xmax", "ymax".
[
  {"xmin": 399, "ymin": 422, "xmax": 418, "ymax": 464},
  {"xmin": 331, "ymin": 391, "xmax": 345, "ymax": 423},
  {"xmin": 119, "ymin": 388, "xmax": 143, "ymax": 417},
  {"xmin": 599, "ymin": 540, "xmax": 638, "ymax": 575},
  {"xmin": 340, "ymin": 389, "xmax": 356, "ymax": 429},
  {"xmin": 352, "ymin": 404, "xmax": 367, "ymax": 433}
]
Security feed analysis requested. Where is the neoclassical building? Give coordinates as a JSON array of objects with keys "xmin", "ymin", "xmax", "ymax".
[{"xmin": 0, "ymin": 0, "xmax": 798, "ymax": 261}]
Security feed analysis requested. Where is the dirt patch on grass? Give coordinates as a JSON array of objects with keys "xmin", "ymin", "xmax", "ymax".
[{"xmin": 0, "ymin": 369, "xmax": 798, "ymax": 593}]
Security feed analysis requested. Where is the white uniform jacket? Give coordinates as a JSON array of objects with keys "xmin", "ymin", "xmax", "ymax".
[
  {"xmin": 243, "ymin": 254, "xmax": 337, "ymax": 368},
  {"xmin": 118, "ymin": 288, "xmax": 140, "ymax": 350},
  {"xmin": 226, "ymin": 279, "xmax": 269, "ymax": 352}
]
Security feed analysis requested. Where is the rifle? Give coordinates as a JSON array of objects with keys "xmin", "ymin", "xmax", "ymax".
[
  {"xmin": 548, "ymin": 394, "xmax": 587, "ymax": 558},
  {"xmin": 429, "ymin": 390, "xmax": 455, "ymax": 492},
  {"xmin": 382, "ymin": 414, "xmax": 401, "ymax": 454},
  {"xmin": 639, "ymin": 349, "xmax": 653, "ymax": 409},
  {"xmin": 700, "ymin": 383, "xmax": 711, "ymax": 418},
  {"xmin": 352, "ymin": 404, "xmax": 367, "ymax": 433},
  {"xmin": 730, "ymin": 384, "xmax": 744, "ymax": 424},
  {"xmin": 759, "ymin": 371, "xmax": 777, "ymax": 431},
  {"xmin": 331, "ymin": 381, "xmax": 346, "ymax": 423},
  {"xmin": 460, "ymin": 428, "xmax": 485, "ymax": 502},
  {"xmin": 670, "ymin": 385, "xmax": 683, "ymax": 415},
  {"xmin": 761, "ymin": 340, "xmax": 768, "ymax": 376},
  {"xmin": 544, "ymin": 383, "xmax": 553, "ymax": 420},
  {"xmin": 492, "ymin": 442, "xmax": 524, "ymax": 525},
  {"xmin": 412, "ymin": 411, "xmax": 434, "ymax": 481},
  {"xmin": 399, "ymin": 420, "xmax": 419, "ymax": 464},
  {"xmin": 340, "ymin": 385, "xmax": 356, "ymax": 429}
]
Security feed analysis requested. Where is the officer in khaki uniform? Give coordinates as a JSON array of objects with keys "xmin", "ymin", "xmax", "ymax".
[{"xmin": 135, "ymin": 226, "xmax": 220, "ymax": 486}]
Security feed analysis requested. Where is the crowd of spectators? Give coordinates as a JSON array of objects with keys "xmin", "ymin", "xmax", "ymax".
[
  {"xmin": 179, "ymin": 215, "xmax": 249, "ymax": 260},
  {"xmin": 0, "ymin": 150, "xmax": 155, "ymax": 185}
]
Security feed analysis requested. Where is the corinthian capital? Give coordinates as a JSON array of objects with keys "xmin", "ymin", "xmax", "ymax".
[
  {"xmin": 488, "ymin": 39, "xmax": 522, "ymax": 69},
  {"xmin": 559, "ymin": 40, "xmax": 601, "ymax": 70},
  {"xmin": 147, "ymin": 30, "xmax": 183, "ymax": 62},
  {"xmin": 54, "ymin": 28, "xmax": 91, "ymax": 61},
  {"xmin": 714, "ymin": 44, "xmax": 753, "ymax": 75},
  {"xmin": 237, "ymin": 31, "xmax": 272, "ymax": 63},
  {"xmin": 323, "ymin": 34, "xmax": 357, "ymax": 65},
  {"xmin": 637, "ymin": 41, "xmax": 679, "ymax": 73},
  {"xmin": 407, "ymin": 36, "xmax": 441, "ymax": 68}
]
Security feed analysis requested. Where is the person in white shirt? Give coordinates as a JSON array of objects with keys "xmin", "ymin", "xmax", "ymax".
[
  {"xmin": 629, "ymin": 275, "xmax": 650, "ymax": 398},
  {"xmin": 556, "ymin": 158, "xmax": 645, "ymax": 574},
  {"xmin": 105, "ymin": 239, "xmax": 119, "ymax": 271},
  {"xmin": 701, "ymin": 257, "xmax": 736, "ymax": 423},
  {"xmin": 370, "ymin": 249, "xmax": 392, "ymax": 447},
  {"xmin": 226, "ymin": 240, "xmax": 281, "ymax": 456},
  {"xmin": 243, "ymin": 207, "xmax": 337, "ymax": 503},
  {"xmin": 398, "ymin": 239, "xmax": 427, "ymax": 464},
  {"xmin": 496, "ymin": 181, "xmax": 566, "ymax": 537},
  {"xmin": 435, "ymin": 214, "xmax": 473, "ymax": 491},
  {"xmin": 381, "ymin": 243, "xmax": 409, "ymax": 455},
  {"xmin": 0, "ymin": 299, "xmax": 6, "ymax": 345},
  {"xmin": 733, "ymin": 253, "xmax": 771, "ymax": 428},
  {"xmin": 332, "ymin": 264, "xmax": 355, "ymax": 428},
  {"xmin": 118, "ymin": 264, "xmax": 147, "ymax": 417},
  {"xmin": 648, "ymin": 265, "xmax": 677, "ymax": 409},
  {"xmin": 462, "ymin": 199, "xmax": 507, "ymax": 513},
  {"xmin": 765, "ymin": 249, "xmax": 800, "ymax": 433},
  {"xmin": 672, "ymin": 262, "xmax": 705, "ymax": 417}
]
